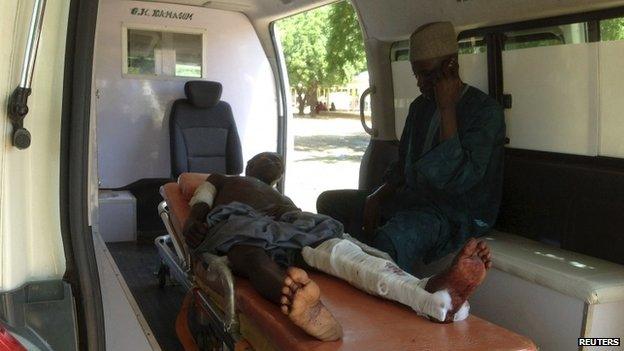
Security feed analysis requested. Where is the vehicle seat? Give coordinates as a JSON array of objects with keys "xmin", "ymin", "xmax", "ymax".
[{"xmin": 169, "ymin": 81, "xmax": 243, "ymax": 178}]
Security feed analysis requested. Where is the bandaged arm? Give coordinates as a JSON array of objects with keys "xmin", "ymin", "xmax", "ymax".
[
  {"xmin": 188, "ymin": 174, "xmax": 225, "ymax": 217},
  {"xmin": 184, "ymin": 177, "xmax": 220, "ymax": 248},
  {"xmin": 190, "ymin": 181, "xmax": 217, "ymax": 208}
]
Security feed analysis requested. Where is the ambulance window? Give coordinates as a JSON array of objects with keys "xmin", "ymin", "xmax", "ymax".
[
  {"xmin": 127, "ymin": 29, "xmax": 161, "ymax": 76},
  {"xmin": 598, "ymin": 15, "xmax": 624, "ymax": 158},
  {"xmin": 600, "ymin": 17, "xmax": 624, "ymax": 41},
  {"xmin": 392, "ymin": 40, "xmax": 410, "ymax": 61},
  {"xmin": 503, "ymin": 23, "xmax": 589, "ymax": 51},
  {"xmin": 171, "ymin": 32, "xmax": 203, "ymax": 77},
  {"xmin": 124, "ymin": 28, "xmax": 203, "ymax": 78},
  {"xmin": 458, "ymin": 37, "xmax": 486, "ymax": 54},
  {"xmin": 501, "ymin": 22, "xmax": 594, "ymax": 156}
]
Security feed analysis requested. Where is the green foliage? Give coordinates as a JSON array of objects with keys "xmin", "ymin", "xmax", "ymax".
[
  {"xmin": 325, "ymin": 1, "xmax": 367, "ymax": 86},
  {"xmin": 601, "ymin": 18, "xmax": 624, "ymax": 41},
  {"xmin": 277, "ymin": 6, "xmax": 330, "ymax": 113},
  {"xmin": 276, "ymin": 1, "xmax": 366, "ymax": 114}
]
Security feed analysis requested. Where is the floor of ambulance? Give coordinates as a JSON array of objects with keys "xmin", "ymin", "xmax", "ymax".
[{"xmin": 107, "ymin": 239, "xmax": 185, "ymax": 351}]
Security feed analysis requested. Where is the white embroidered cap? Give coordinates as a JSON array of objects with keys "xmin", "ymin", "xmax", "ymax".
[{"xmin": 409, "ymin": 21, "xmax": 458, "ymax": 62}]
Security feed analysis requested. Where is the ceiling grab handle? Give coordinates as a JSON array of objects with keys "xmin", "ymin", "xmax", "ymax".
[
  {"xmin": 7, "ymin": 0, "xmax": 47, "ymax": 150},
  {"xmin": 360, "ymin": 86, "xmax": 377, "ymax": 137}
]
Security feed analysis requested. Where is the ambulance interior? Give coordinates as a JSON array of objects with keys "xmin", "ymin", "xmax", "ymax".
[{"xmin": 89, "ymin": 0, "xmax": 624, "ymax": 350}]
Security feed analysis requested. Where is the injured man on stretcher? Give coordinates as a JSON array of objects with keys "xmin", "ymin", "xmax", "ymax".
[{"xmin": 183, "ymin": 152, "xmax": 492, "ymax": 341}]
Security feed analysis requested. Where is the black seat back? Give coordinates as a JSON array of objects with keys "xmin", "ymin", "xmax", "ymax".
[{"xmin": 170, "ymin": 81, "xmax": 243, "ymax": 178}]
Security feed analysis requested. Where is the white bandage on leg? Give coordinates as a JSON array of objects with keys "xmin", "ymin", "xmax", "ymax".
[
  {"xmin": 189, "ymin": 181, "xmax": 217, "ymax": 207},
  {"xmin": 341, "ymin": 233, "xmax": 395, "ymax": 262},
  {"xmin": 453, "ymin": 301, "xmax": 470, "ymax": 322},
  {"xmin": 302, "ymin": 239, "xmax": 468, "ymax": 322}
]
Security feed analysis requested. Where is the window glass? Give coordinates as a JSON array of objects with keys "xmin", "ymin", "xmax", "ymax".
[
  {"xmin": 502, "ymin": 21, "xmax": 597, "ymax": 155},
  {"xmin": 598, "ymin": 16, "xmax": 624, "ymax": 158},
  {"xmin": 126, "ymin": 28, "xmax": 202, "ymax": 78},
  {"xmin": 600, "ymin": 17, "xmax": 624, "ymax": 41},
  {"xmin": 127, "ymin": 29, "xmax": 161, "ymax": 76},
  {"xmin": 172, "ymin": 32, "xmax": 202, "ymax": 77},
  {"xmin": 458, "ymin": 36, "xmax": 486, "ymax": 54},
  {"xmin": 503, "ymin": 23, "xmax": 589, "ymax": 51},
  {"xmin": 390, "ymin": 40, "xmax": 409, "ymax": 62}
]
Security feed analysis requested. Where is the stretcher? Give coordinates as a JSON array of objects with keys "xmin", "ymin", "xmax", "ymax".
[{"xmin": 156, "ymin": 172, "xmax": 538, "ymax": 351}]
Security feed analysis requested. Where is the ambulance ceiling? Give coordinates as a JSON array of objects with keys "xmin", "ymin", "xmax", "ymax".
[{"xmin": 147, "ymin": 0, "xmax": 624, "ymax": 41}]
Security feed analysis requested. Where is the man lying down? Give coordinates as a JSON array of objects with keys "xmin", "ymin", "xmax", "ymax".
[{"xmin": 183, "ymin": 152, "xmax": 492, "ymax": 341}]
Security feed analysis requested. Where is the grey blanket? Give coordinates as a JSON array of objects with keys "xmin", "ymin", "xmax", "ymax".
[{"xmin": 193, "ymin": 202, "xmax": 343, "ymax": 260}]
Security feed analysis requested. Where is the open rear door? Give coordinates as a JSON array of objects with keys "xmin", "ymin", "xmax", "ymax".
[{"xmin": 0, "ymin": 0, "xmax": 105, "ymax": 349}]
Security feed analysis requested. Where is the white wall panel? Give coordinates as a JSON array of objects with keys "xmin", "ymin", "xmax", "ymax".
[
  {"xmin": 598, "ymin": 41, "xmax": 624, "ymax": 158},
  {"xmin": 471, "ymin": 269, "xmax": 585, "ymax": 351},
  {"xmin": 0, "ymin": 0, "xmax": 69, "ymax": 291},
  {"xmin": 585, "ymin": 301, "xmax": 624, "ymax": 351},
  {"xmin": 95, "ymin": 0, "xmax": 278, "ymax": 187},
  {"xmin": 391, "ymin": 61, "xmax": 416, "ymax": 139},
  {"xmin": 503, "ymin": 43, "xmax": 599, "ymax": 156},
  {"xmin": 392, "ymin": 53, "xmax": 487, "ymax": 139}
]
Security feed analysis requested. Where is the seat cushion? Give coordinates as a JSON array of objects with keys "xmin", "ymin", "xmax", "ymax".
[{"xmin": 486, "ymin": 231, "xmax": 624, "ymax": 304}]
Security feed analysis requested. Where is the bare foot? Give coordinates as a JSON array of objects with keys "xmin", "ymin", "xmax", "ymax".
[
  {"xmin": 424, "ymin": 238, "xmax": 492, "ymax": 322},
  {"xmin": 279, "ymin": 267, "xmax": 343, "ymax": 341}
]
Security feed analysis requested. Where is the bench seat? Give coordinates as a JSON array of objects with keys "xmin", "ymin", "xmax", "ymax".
[
  {"xmin": 485, "ymin": 232, "xmax": 624, "ymax": 304},
  {"xmin": 419, "ymin": 231, "xmax": 624, "ymax": 351}
]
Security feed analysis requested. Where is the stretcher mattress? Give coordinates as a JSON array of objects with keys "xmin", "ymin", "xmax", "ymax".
[{"xmin": 163, "ymin": 173, "xmax": 537, "ymax": 351}]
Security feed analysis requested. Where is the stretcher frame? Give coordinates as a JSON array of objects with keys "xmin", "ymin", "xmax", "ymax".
[
  {"xmin": 156, "ymin": 201, "xmax": 240, "ymax": 349},
  {"xmin": 154, "ymin": 175, "xmax": 538, "ymax": 351}
]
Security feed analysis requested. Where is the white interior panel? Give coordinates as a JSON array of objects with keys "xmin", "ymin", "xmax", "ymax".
[
  {"xmin": 585, "ymin": 301, "xmax": 624, "ymax": 351},
  {"xmin": 95, "ymin": 0, "xmax": 278, "ymax": 188},
  {"xmin": 0, "ymin": 0, "xmax": 69, "ymax": 291},
  {"xmin": 503, "ymin": 43, "xmax": 599, "ymax": 156},
  {"xmin": 94, "ymin": 232, "xmax": 159, "ymax": 351},
  {"xmin": 391, "ymin": 53, "xmax": 487, "ymax": 139},
  {"xmin": 459, "ymin": 52, "xmax": 488, "ymax": 94},
  {"xmin": 598, "ymin": 41, "xmax": 624, "ymax": 158},
  {"xmin": 391, "ymin": 61, "xmax": 416, "ymax": 139},
  {"xmin": 470, "ymin": 269, "xmax": 585, "ymax": 351}
]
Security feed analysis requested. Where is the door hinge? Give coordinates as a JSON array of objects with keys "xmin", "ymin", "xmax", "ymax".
[{"xmin": 8, "ymin": 87, "xmax": 32, "ymax": 149}]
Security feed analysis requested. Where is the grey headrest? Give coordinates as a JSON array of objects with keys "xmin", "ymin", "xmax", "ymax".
[{"xmin": 184, "ymin": 81, "xmax": 223, "ymax": 108}]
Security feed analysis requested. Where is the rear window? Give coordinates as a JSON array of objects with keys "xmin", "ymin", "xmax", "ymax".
[{"xmin": 124, "ymin": 27, "xmax": 203, "ymax": 78}]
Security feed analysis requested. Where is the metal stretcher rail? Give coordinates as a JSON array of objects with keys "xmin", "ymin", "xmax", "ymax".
[{"xmin": 155, "ymin": 202, "xmax": 240, "ymax": 348}]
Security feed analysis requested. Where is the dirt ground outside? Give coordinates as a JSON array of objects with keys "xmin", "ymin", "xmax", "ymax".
[{"xmin": 284, "ymin": 114, "xmax": 370, "ymax": 212}]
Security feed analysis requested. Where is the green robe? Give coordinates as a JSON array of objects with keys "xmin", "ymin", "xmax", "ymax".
[{"xmin": 374, "ymin": 85, "xmax": 506, "ymax": 272}]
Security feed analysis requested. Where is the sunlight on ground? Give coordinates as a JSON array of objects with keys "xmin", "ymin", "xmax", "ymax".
[{"xmin": 284, "ymin": 116, "xmax": 369, "ymax": 212}]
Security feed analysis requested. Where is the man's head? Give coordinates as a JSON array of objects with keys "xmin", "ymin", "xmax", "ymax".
[
  {"xmin": 245, "ymin": 152, "xmax": 284, "ymax": 186},
  {"xmin": 409, "ymin": 21, "xmax": 460, "ymax": 99}
]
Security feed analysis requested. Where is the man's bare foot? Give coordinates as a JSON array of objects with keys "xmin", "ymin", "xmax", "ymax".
[
  {"xmin": 424, "ymin": 238, "xmax": 492, "ymax": 322},
  {"xmin": 279, "ymin": 267, "xmax": 343, "ymax": 341}
]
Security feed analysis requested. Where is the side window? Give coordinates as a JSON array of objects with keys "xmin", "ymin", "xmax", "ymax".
[
  {"xmin": 501, "ymin": 23, "xmax": 597, "ymax": 156},
  {"xmin": 391, "ymin": 37, "xmax": 487, "ymax": 139},
  {"xmin": 123, "ymin": 27, "xmax": 203, "ymax": 78},
  {"xmin": 503, "ymin": 24, "xmax": 588, "ymax": 51},
  {"xmin": 501, "ymin": 18, "xmax": 624, "ymax": 158},
  {"xmin": 600, "ymin": 17, "xmax": 624, "ymax": 41},
  {"xmin": 598, "ymin": 16, "xmax": 624, "ymax": 158},
  {"xmin": 457, "ymin": 36, "xmax": 487, "ymax": 96}
]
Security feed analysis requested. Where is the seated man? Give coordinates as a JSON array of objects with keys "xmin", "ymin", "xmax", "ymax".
[
  {"xmin": 183, "ymin": 152, "xmax": 492, "ymax": 341},
  {"xmin": 318, "ymin": 22, "xmax": 506, "ymax": 273}
]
